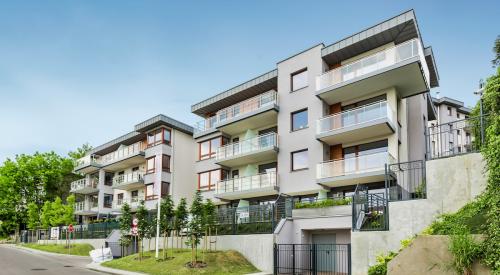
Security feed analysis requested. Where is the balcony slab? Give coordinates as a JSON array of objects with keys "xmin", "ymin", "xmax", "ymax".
[{"xmin": 317, "ymin": 117, "xmax": 395, "ymax": 145}]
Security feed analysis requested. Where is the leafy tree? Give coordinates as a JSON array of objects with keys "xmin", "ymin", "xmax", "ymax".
[
  {"xmin": 160, "ymin": 196, "xmax": 174, "ymax": 259},
  {"xmin": 119, "ymin": 203, "xmax": 132, "ymax": 249},
  {"xmin": 492, "ymin": 35, "xmax": 500, "ymax": 67},
  {"xmin": 26, "ymin": 203, "xmax": 40, "ymax": 230},
  {"xmin": 187, "ymin": 191, "xmax": 204, "ymax": 265},
  {"xmin": 68, "ymin": 143, "xmax": 93, "ymax": 160},
  {"xmin": 136, "ymin": 201, "xmax": 149, "ymax": 260},
  {"xmin": 40, "ymin": 201, "xmax": 53, "ymax": 229},
  {"xmin": 174, "ymin": 198, "xmax": 188, "ymax": 250},
  {"xmin": 203, "ymin": 199, "xmax": 217, "ymax": 252}
]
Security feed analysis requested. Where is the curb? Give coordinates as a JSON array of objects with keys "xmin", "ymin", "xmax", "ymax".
[
  {"xmin": 9, "ymin": 244, "xmax": 91, "ymax": 259},
  {"xmin": 86, "ymin": 262, "xmax": 147, "ymax": 275}
]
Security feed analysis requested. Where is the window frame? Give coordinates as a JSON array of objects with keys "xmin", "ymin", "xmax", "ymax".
[
  {"xmin": 147, "ymin": 127, "xmax": 172, "ymax": 148},
  {"xmin": 146, "ymin": 156, "xmax": 156, "ymax": 174},
  {"xmin": 291, "ymin": 68, "xmax": 308, "ymax": 92},
  {"xmin": 161, "ymin": 182, "xmax": 169, "ymax": 198},
  {"xmin": 198, "ymin": 136, "xmax": 228, "ymax": 160},
  {"xmin": 162, "ymin": 155, "xmax": 171, "ymax": 172},
  {"xmin": 197, "ymin": 169, "xmax": 227, "ymax": 191},
  {"xmin": 103, "ymin": 193, "xmax": 113, "ymax": 208},
  {"xmin": 291, "ymin": 149, "xmax": 309, "ymax": 171},
  {"xmin": 291, "ymin": 108, "xmax": 308, "ymax": 132},
  {"xmin": 145, "ymin": 183, "xmax": 156, "ymax": 201}
]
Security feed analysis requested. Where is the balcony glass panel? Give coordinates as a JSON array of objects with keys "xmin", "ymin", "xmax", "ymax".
[
  {"xmin": 216, "ymin": 171, "xmax": 277, "ymax": 194},
  {"xmin": 70, "ymin": 177, "xmax": 98, "ymax": 192},
  {"xmin": 216, "ymin": 132, "xmax": 277, "ymax": 161},
  {"xmin": 316, "ymin": 39, "xmax": 424, "ymax": 91},
  {"xmin": 100, "ymin": 142, "xmax": 145, "ymax": 165},
  {"xmin": 316, "ymin": 152, "xmax": 395, "ymax": 179},
  {"xmin": 112, "ymin": 171, "xmax": 145, "ymax": 188}
]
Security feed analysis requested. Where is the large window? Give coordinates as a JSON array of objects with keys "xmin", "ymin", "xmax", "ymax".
[
  {"xmin": 198, "ymin": 136, "xmax": 228, "ymax": 160},
  {"xmin": 147, "ymin": 128, "xmax": 171, "ymax": 147},
  {"xmin": 291, "ymin": 109, "xmax": 308, "ymax": 131},
  {"xmin": 146, "ymin": 156, "xmax": 155, "ymax": 174},
  {"xmin": 161, "ymin": 182, "xmax": 169, "ymax": 198},
  {"xmin": 162, "ymin": 155, "xmax": 171, "ymax": 172},
  {"xmin": 145, "ymin": 184, "xmax": 155, "ymax": 200},
  {"xmin": 291, "ymin": 68, "xmax": 308, "ymax": 91},
  {"xmin": 103, "ymin": 194, "xmax": 113, "ymax": 208},
  {"xmin": 198, "ymin": 169, "xmax": 228, "ymax": 191},
  {"xmin": 291, "ymin": 149, "xmax": 308, "ymax": 171}
]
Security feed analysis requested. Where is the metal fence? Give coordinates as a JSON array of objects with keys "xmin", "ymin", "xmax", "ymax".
[
  {"xmin": 214, "ymin": 203, "xmax": 283, "ymax": 235},
  {"xmin": 106, "ymin": 238, "xmax": 139, "ymax": 258},
  {"xmin": 427, "ymin": 115, "xmax": 485, "ymax": 159},
  {"xmin": 274, "ymin": 243, "xmax": 351, "ymax": 275},
  {"xmin": 20, "ymin": 221, "xmax": 120, "ymax": 243},
  {"xmin": 352, "ymin": 185, "xmax": 388, "ymax": 231},
  {"xmin": 386, "ymin": 160, "xmax": 426, "ymax": 201}
]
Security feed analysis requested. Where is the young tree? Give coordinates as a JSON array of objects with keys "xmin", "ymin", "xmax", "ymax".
[
  {"xmin": 160, "ymin": 196, "xmax": 174, "ymax": 259},
  {"xmin": 40, "ymin": 201, "xmax": 53, "ymax": 229},
  {"xmin": 492, "ymin": 35, "xmax": 500, "ymax": 67},
  {"xmin": 118, "ymin": 203, "xmax": 132, "ymax": 256},
  {"xmin": 27, "ymin": 202, "xmax": 40, "ymax": 242},
  {"xmin": 187, "ymin": 191, "xmax": 204, "ymax": 265},
  {"xmin": 203, "ymin": 199, "xmax": 217, "ymax": 253},
  {"xmin": 136, "ymin": 201, "xmax": 149, "ymax": 260},
  {"xmin": 174, "ymin": 198, "xmax": 188, "ymax": 250}
]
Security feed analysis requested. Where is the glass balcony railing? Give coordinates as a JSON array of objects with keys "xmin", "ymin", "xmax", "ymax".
[
  {"xmin": 113, "ymin": 195, "xmax": 145, "ymax": 209},
  {"xmin": 194, "ymin": 90, "xmax": 278, "ymax": 134},
  {"xmin": 74, "ymin": 155, "xmax": 101, "ymax": 170},
  {"xmin": 74, "ymin": 201, "xmax": 97, "ymax": 212},
  {"xmin": 317, "ymin": 101, "xmax": 394, "ymax": 135},
  {"xmin": 216, "ymin": 132, "xmax": 277, "ymax": 161},
  {"xmin": 70, "ymin": 178, "xmax": 98, "ymax": 192},
  {"xmin": 100, "ymin": 142, "xmax": 146, "ymax": 165},
  {"xmin": 112, "ymin": 171, "xmax": 145, "ymax": 188},
  {"xmin": 216, "ymin": 171, "xmax": 277, "ymax": 195},
  {"xmin": 316, "ymin": 39, "xmax": 428, "ymax": 91},
  {"xmin": 316, "ymin": 152, "xmax": 395, "ymax": 179}
]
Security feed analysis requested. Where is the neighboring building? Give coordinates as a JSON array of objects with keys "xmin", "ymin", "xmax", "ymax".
[
  {"xmin": 428, "ymin": 96, "xmax": 473, "ymax": 158},
  {"xmin": 71, "ymin": 114, "xmax": 195, "ymax": 223},
  {"xmin": 191, "ymin": 8, "xmax": 438, "ymax": 247}
]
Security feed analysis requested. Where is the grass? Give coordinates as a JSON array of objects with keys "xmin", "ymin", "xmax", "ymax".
[
  {"xmin": 294, "ymin": 197, "xmax": 352, "ymax": 209},
  {"xmin": 102, "ymin": 249, "xmax": 260, "ymax": 275},
  {"xmin": 21, "ymin": 243, "xmax": 94, "ymax": 256}
]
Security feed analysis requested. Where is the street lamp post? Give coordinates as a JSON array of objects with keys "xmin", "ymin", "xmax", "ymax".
[{"xmin": 474, "ymin": 79, "xmax": 485, "ymax": 144}]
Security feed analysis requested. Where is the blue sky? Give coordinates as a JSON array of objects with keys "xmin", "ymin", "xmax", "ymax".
[{"xmin": 0, "ymin": 1, "xmax": 498, "ymax": 162}]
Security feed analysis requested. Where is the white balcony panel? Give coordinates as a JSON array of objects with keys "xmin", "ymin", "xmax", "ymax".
[
  {"xmin": 100, "ymin": 142, "xmax": 146, "ymax": 171},
  {"xmin": 74, "ymin": 155, "xmax": 102, "ymax": 173},
  {"xmin": 216, "ymin": 133, "xmax": 278, "ymax": 167},
  {"xmin": 70, "ymin": 178, "xmax": 99, "ymax": 194},
  {"xmin": 316, "ymin": 39, "xmax": 430, "ymax": 104},
  {"xmin": 74, "ymin": 201, "xmax": 98, "ymax": 215},
  {"xmin": 113, "ymin": 196, "xmax": 145, "ymax": 210},
  {"xmin": 316, "ymin": 152, "xmax": 395, "ymax": 187},
  {"xmin": 112, "ymin": 171, "xmax": 145, "ymax": 190},
  {"xmin": 316, "ymin": 101, "xmax": 396, "ymax": 145},
  {"xmin": 215, "ymin": 172, "xmax": 278, "ymax": 200}
]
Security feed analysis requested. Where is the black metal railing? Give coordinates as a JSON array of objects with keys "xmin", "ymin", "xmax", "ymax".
[
  {"xmin": 106, "ymin": 239, "xmax": 138, "ymax": 258},
  {"xmin": 352, "ymin": 185, "xmax": 388, "ymax": 231},
  {"xmin": 274, "ymin": 243, "xmax": 351, "ymax": 275},
  {"xmin": 214, "ymin": 203, "xmax": 283, "ymax": 235},
  {"xmin": 426, "ymin": 115, "xmax": 486, "ymax": 159},
  {"xmin": 291, "ymin": 196, "xmax": 353, "ymax": 210},
  {"xmin": 386, "ymin": 160, "xmax": 426, "ymax": 201},
  {"xmin": 20, "ymin": 221, "xmax": 120, "ymax": 243}
]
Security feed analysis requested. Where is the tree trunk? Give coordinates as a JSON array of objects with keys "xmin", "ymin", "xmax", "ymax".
[{"xmin": 163, "ymin": 230, "xmax": 167, "ymax": 260}]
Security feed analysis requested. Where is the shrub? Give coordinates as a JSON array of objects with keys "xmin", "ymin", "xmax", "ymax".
[
  {"xmin": 368, "ymin": 252, "xmax": 397, "ymax": 275},
  {"xmin": 294, "ymin": 197, "xmax": 352, "ymax": 209},
  {"xmin": 449, "ymin": 232, "xmax": 482, "ymax": 275}
]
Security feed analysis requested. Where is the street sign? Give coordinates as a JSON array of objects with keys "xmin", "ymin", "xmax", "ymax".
[
  {"xmin": 131, "ymin": 227, "xmax": 138, "ymax": 236},
  {"xmin": 132, "ymin": 218, "xmax": 138, "ymax": 226},
  {"xmin": 68, "ymin": 224, "xmax": 74, "ymax": 233},
  {"xmin": 131, "ymin": 218, "xmax": 138, "ymax": 236}
]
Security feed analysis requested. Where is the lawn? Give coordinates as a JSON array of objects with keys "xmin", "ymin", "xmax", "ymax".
[
  {"xmin": 102, "ymin": 249, "xmax": 260, "ymax": 275},
  {"xmin": 22, "ymin": 243, "xmax": 94, "ymax": 256}
]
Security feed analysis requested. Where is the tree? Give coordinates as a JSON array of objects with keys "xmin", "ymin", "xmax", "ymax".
[
  {"xmin": 68, "ymin": 143, "xmax": 93, "ymax": 160},
  {"xmin": 492, "ymin": 35, "xmax": 500, "ymax": 67},
  {"xmin": 136, "ymin": 201, "xmax": 149, "ymax": 260},
  {"xmin": 203, "ymin": 199, "xmax": 217, "ymax": 253},
  {"xmin": 119, "ymin": 203, "xmax": 132, "ymax": 253},
  {"xmin": 26, "ymin": 203, "xmax": 40, "ymax": 231},
  {"xmin": 187, "ymin": 191, "xmax": 204, "ymax": 265},
  {"xmin": 160, "ymin": 196, "xmax": 174, "ymax": 259},
  {"xmin": 40, "ymin": 201, "xmax": 53, "ymax": 229},
  {"xmin": 174, "ymin": 198, "xmax": 188, "ymax": 250}
]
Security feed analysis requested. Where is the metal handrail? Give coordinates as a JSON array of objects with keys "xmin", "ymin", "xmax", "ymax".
[
  {"xmin": 112, "ymin": 171, "xmax": 145, "ymax": 187},
  {"xmin": 216, "ymin": 171, "xmax": 277, "ymax": 194},
  {"xmin": 316, "ymin": 39, "xmax": 424, "ymax": 91},
  {"xmin": 317, "ymin": 101, "xmax": 393, "ymax": 134},
  {"xmin": 216, "ymin": 132, "xmax": 277, "ymax": 160}
]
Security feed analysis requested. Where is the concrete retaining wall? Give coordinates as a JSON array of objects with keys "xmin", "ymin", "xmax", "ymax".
[
  {"xmin": 351, "ymin": 153, "xmax": 488, "ymax": 275},
  {"xmin": 37, "ymin": 238, "xmax": 105, "ymax": 250}
]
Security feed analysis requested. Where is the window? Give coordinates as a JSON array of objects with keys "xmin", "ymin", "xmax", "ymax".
[
  {"xmin": 147, "ymin": 128, "xmax": 171, "ymax": 147},
  {"xmin": 198, "ymin": 136, "xmax": 228, "ymax": 160},
  {"xmin": 291, "ymin": 109, "xmax": 308, "ymax": 131},
  {"xmin": 117, "ymin": 193, "xmax": 124, "ymax": 204},
  {"xmin": 131, "ymin": 190, "xmax": 138, "ymax": 199},
  {"xmin": 161, "ymin": 182, "xmax": 169, "ymax": 198},
  {"xmin": 103, "ymin": 194, "xmax": 113, "ymax": 208},
  {"xmin": 145, "ymin": 184, "xmax": 155, "ymax": 200},
  {"xmin": 447, "ymin": 106, "xmax": 452, "ymax": 116},
  {"xmin": 104, "ymin": 172, "xmax": 113, "ymax": 186},
  {"xmin": 162, "ymin": 155, "xmax": 171, "ymax": 172},
  {"xmin": 291, "ymin": 68, "xmax": 308, "ymax": 91},
  {"xmin": 146, "ymin": 156, "xmax": 155, "ymax": 174},
  {"xmin": 291, "ymin": 149, "xmax": 308, "ymax": 171},
  {"xmin": 198, "ymin": 169, "xmax": 228, "ymax": 191},
  {"xmin": 457, "ymin": 112, "xmax": 460, "ymax": 119}
]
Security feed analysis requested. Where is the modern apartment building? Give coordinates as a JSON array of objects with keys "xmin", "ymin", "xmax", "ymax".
[
  {"xmin": 191, "ymin": 9, "xmax": 437, "ymax": 210},
  {"xmin": 71, "ymin": 114, "xmax": 196, "ymax": 223},
  {"xmin": 428, "ymin": 96, "xmax": 473, "ymax": 158}
]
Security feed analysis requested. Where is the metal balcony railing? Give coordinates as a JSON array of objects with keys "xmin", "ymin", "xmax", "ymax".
[
  {"xmin": 216, "ymin": 132, "xmax": 277, "ymax": 161},
  {"xmin": 112, "ymin": 171, "xmax": 145, "ymax": 188},
  {"xmin": 317, "ymin": 101, "xmax": 394, "ymax": 134},
  {"xmin": 316, "ymin": 39, "xmax": 428, "ymax": 91},
  {"xmin": 74, "ymin": 155, "xmax": 101, "ymax": 169},
  {"xmin": 216, "ymin": 171, "xmax": 277, "ymax": 195},
  {"xmin": 317, "ymin": 152, "xmax": 395, "ymax": 179},
  {"xmin": 193, "ymin": 90, "xmax": 278, "ymax": 134},
  {"xmin": 74, "ymin": 201, "xmax": 97, "ymax": 212},
  {"xmin": 113, "ymin": 195, "xmax": 145, "ymax": 209},
  {"xmin": 70, "ymin": 178, "xmax": 98, "ymax": 192},
  {"xmin": 100, "ymin": 142, "xmax": 146, "ymax": 165}
]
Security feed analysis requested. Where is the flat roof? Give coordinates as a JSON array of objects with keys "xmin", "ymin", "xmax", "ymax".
[{"xmin": 432, "ymin": 97, "xmax": 472, "ymax": 114}]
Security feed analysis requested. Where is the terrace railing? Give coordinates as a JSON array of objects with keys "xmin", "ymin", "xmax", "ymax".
[
  {"xmin": 216, "ymin": 132, "xmax": 277, "ymax": 161},
  {"xmin": 70, "ymin": 177, "xmax": 98, "ymax": 192},
  {"xmin": 112, "ymin": 171, "xmax": 145, "ymax": 188},
  {"xmin": 216, "ymin": 171, "xmax": 277, "ymax": 195},
  {"xmin": 317, "ymin": 152, "xmax": 395, "ymax": 180},
  {"xmin": 100, "ymin": 142, "xmax": 146, "ymax": 165}
]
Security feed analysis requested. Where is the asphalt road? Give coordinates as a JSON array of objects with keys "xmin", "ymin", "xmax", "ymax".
[{"xmin": 0, "ymin": 244, "xmax": 102, "ymax": 275}]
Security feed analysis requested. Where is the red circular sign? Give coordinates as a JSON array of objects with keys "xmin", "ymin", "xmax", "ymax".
[{"xmin": 68, "ymin": 224, "xmax": 74, "ymax": 233}]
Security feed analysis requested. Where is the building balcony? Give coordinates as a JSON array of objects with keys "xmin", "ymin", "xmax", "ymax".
[
  {"xmin": 316, "ymin": 101, "xmax": 396, "ymax": 145},
  {"xmin": 316, "ymin": 152, "xmax": 395, "ymax": 187},
  {"xmin": 215, "ymin": 171, "xmax": 279, "ymax": 200},
  {"xmin": 113, "ymin": 196, "xmax": 145, "ymax": 210},
  {"xmin": 100, "ymin": 142, "xmax": 146, "ymax": 171},
  {"xmin": 193, "ymin": 90, "xmax": 278, "ymax": 136},
  {"xmin": 216, "ymin": 133, "xmax": 278, "ymax": 167},
  {"xmin": 74, "ymin": 155, "xmax": 102, "ymax": 174},
  {"xmin": 74, "ymin": 201, "xmax": 98, "ymax": 215},
  {"xmin": 70, "ymin": 178, "xmax": 98, "ymax": 194},
  {"xmin": 112, "ymin": 171, "xmax": 145, "ymax": 190},
  {"xmin": 316, "ymin": 39, "xmax": 430, "ymax": 104}
]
